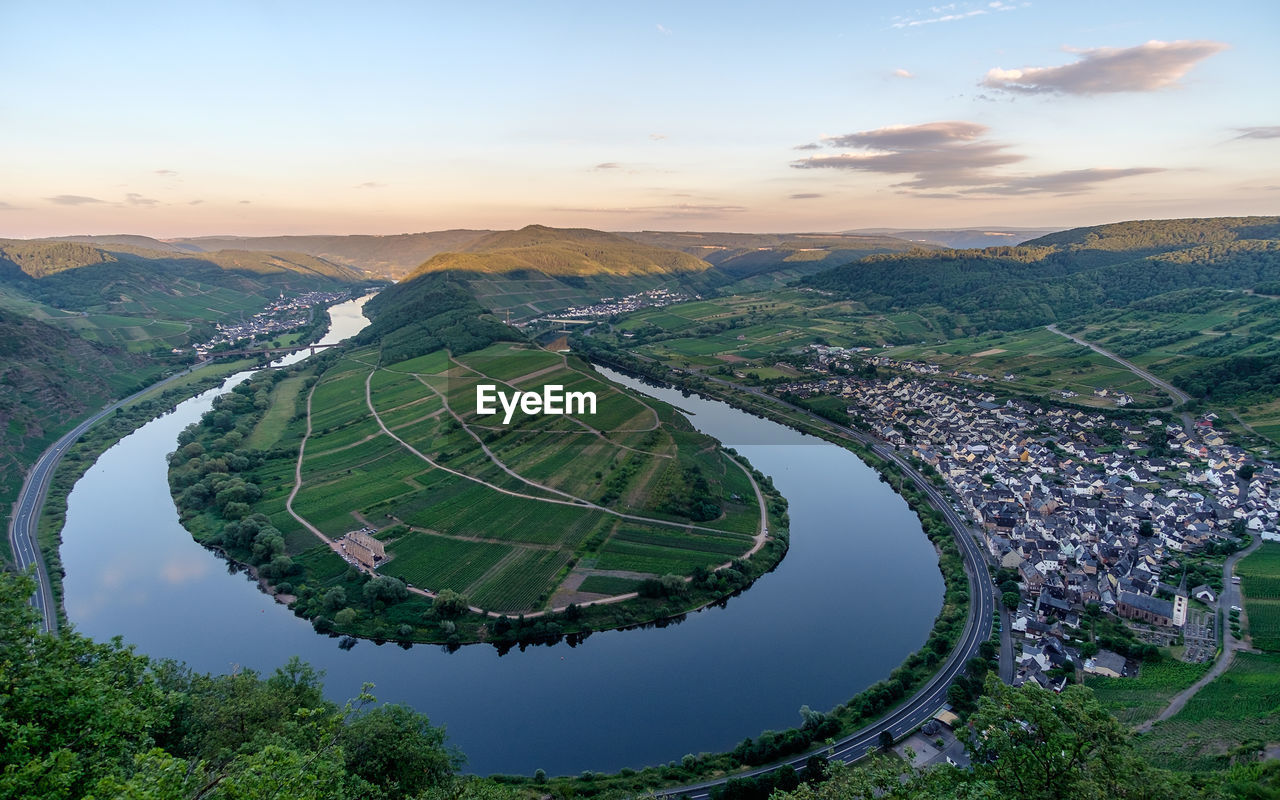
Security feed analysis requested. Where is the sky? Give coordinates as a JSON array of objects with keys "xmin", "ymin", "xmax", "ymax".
[{"xmin": 1, "ymin": 0, "xmax": 1277, "ymax": 237}]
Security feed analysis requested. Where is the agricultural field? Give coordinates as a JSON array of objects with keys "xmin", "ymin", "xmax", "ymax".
[
  {"xmin": 254, "ymin": 340, "xmax": 766, "ymax": 616},
  {"xmin": 1086, "ymin": 656, "xmax": 1213, "ymax": 727},
  {"xmin": 1135, "ymin": 652, "xmax": 1280, "ymax": 771},
  {"xmin": 608, "ymin": 291, "xmax": 1173, "ymax": 409},
  {"xmin": 1237, "ymin": 542, "xmax": 1280, "ymax": 652}
]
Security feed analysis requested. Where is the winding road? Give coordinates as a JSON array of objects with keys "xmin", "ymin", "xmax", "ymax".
[
  {"xmin": 650, "ymin": 373, "xmax": 999, "ymax": 798},
  {"xmin": 7, "ymin": 363, "xmax": 212, "ymax": 634},
  {"xmin": 1045, "ymin": 324, "xmax": 1191, "ymax": 407}
]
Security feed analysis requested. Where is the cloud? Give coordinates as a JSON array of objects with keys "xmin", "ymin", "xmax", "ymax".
[
  {"xmin": 656, "ymin": 23, "xmax": 671, "ymax": 35},
  {"xmin": 890, "ymin": 1, "xmax": 1020, "ymax": 28},
  {"xmin": 47, "ymin": 194, "xmax": 103, "ymax": 205},
  {"xmin": 958, "ymin": 167, "xmax": 1165, "ymax": 195},
  {"xmin": 125, "ymin": 193, "xmax": 159, "ymax": 206},
  {"xmin": 793, "ymin": 143, "xmax": 822, "ymax": 151},
  {"xmin": 188, "ymin": 199, "xmax": 204, "ymax": 205},
  {"xmin": 1234, "ymin": 126, "xmax": 1280, "ymax": 140},
  {"xmin": 789, "ymin": 193, "xmax": 824, "ymax": 200},
  {"xmin": 983, "ymin": 39, "xmax": 1228, "ymax": 95},
  {"xmin": 893, "ymin": 68, "xmax": 915, "ymax": 78},
  {"xmin": 355, "ymin": 181, "xmax": 385, "ymax": 188},
  {"xmin": 0, "ymin": 201, "xmax": 19, "ymax": 210},
  {"xmin": 793, "ymin": 121, "xmax": 1024, "ymax": 189},
  {"xmin": 593, "ymin": 162, "xmax": 622, "ymax": 170},
  {"xmin": 649, "ymin": 133, "xmax": 667, "ymax": 141},
  {"xmin": 154, "ymin": 168, "xmax": 179, "ymax": 176},
  {"xmin": 790, "ymin": 120, "xmax": 1160, "ymax": 196},
  {"xmin": 238, "ymin": 200, "xmax": 251, "ymax": 204}
]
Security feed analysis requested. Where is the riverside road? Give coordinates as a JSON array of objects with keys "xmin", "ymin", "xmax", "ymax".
[
  {"xmin": 654, "ymin": 375, "xmax": 1000, "ymax": 799},
  {"xmin": 7, "ymin": 363, "xmax": 212, "ymax": 634}
]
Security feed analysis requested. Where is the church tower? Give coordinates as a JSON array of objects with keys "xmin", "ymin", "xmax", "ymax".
[{"xmin": 1173, "ymin": 570, "xmax": 1189, "ymax": 627}]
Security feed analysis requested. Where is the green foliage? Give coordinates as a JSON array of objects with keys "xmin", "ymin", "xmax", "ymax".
[
  {"xmin": 358, "ymin": 273, "xmax": 518, "ymax": 364},
  {"xmin": 0, "ymin": 572, "xmax": 458, "ymax": 800},
  {"xmin": 799, "ymin": 216, "xmax": 1280, "ymax": 333}
]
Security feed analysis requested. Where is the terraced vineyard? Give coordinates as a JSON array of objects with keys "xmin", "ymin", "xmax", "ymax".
[
  {"xmin": 1136, "ymin": 652, "xmax": 1280, "ymax": 771},
  {"xmin": 1238, "ymin": 542, "xmax": 1280, "ymax": 652},
  {"xmin": 261, "ymin": 341, "xmax": 766, "ymax": 617}
]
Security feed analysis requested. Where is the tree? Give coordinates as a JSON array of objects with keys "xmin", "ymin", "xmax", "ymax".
[
  {"xmin": 878, "ymin": 730, "xmax": 894, "ymax": 752},
  {"xmin": 363, "ymin": 575, "xmax": 409, "ymax": 608},
  {"xmin": 1138, "ymin": 520, "xmax": 1155, "ymax": 538},
  {"xmin": 432, "ymin": 589, "xmax": 470, "ymax": 618},
  {"xmin": 339, "ymin": 704, "xmax": 460, "ymax": 799},
  {"xmin": 964, "ymin": 677, "xmax": 1173, "ymax": 800},
  {"xmin": 1239, "ymin": 464, "xmax": 1256, "ymax": 481},
  {"xmin": 1002, "ymin": 590, "xmax": 1021, "ymax": 610}
]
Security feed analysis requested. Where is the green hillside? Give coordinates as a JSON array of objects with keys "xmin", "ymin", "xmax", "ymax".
[
  {"xmin": 0, "ymin": 239, "xmax": 370, "ymax": 553},
  {"xmin": 799, "ymin": 216, "xmax": 1280, "ymax": 331}
]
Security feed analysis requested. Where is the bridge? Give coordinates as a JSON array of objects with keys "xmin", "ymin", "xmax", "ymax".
[{"xmin": 198, "ymin": 342, "xmax": 341, "ymax": 360}]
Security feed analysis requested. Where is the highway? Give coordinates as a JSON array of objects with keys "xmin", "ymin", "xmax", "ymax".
[
  {"xmin": 654, "ymin": 376, "xmax": 999, "ymax": 799},
  {"xmin": 6, "ymin": 362, "xmax": 212, "ymax": 634}
]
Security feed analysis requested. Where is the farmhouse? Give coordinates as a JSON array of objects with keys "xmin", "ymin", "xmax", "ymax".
[{"xmin": 342, "ymin": 529, "xmax": 386, "ymax": 570}]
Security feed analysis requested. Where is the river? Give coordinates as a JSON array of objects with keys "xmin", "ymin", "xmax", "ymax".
[{"xmin": 59, "ymin": 295, "xmax": 943, "ymax": 776}]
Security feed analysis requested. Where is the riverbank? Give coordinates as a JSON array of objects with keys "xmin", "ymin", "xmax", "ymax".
[
  {"xmin": 507, "ymin": 340, "xmax": 980, "ymax": 795},
  {"xmin": 26, "ymin": 303, "xmax": 340, "ymax": 625}
]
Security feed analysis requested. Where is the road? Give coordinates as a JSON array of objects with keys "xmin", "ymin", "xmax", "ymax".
[
  {"xmin": 653, "ymin": 375, "xmax": 999, "ymax": 799},
  {"xmin": 1045, "ymin": 324, "xmax": 1191, "ymax": 407},
  {"xmin": 7, "ymin": 362, "xmax": 212, "ymax": 634},
  {"xmin": 1136, "ymin": 537, "xmax": 1262, "ymax": 731}
]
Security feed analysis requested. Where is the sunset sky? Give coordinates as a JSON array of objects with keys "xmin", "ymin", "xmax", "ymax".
[{"xmin": 2, "ymin": 0, "xmax": 1276, "ymax": 237}]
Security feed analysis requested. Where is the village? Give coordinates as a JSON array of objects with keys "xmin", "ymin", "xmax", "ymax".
[
  {"xmin": 776, "ymin": 345, "xmax": 1279, "ymax": 690},
  {"xmin": 185, "ymin": 289, "xmax": 352, "ymax": 357},
  {"xmin": 538, "ymin": 287, "xmax": 695, "ymax": 321}
]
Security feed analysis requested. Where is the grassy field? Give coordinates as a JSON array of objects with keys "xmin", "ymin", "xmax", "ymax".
[
  {"xmin": 608, "ymin": 291, "xmax": 1173, "ymax": 410},
  {"xmin": 1135, "ymin": 652, "xmax": 1280, "ymax": 771},
  {"xmin": 1086, "ymin": 656, "xmax": 1213, "ymax": 727},
  {"xmin": 248, "ymin": 341, "xmax": 763, "ymax": 616},
  {"xmin": 1237, "ymin": 542, "xmax": 1280, "ymax": 652}
]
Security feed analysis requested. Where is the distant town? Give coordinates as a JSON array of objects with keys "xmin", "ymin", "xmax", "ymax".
[
  {"xmin": 535, "ymin": 287, "xmax": 695, "ymax": 323},
  {"xmin": 777, "ymin": 345, "xmax": 1277, "ymax": 688},
  {"xmin": 180, "ymin": 289, "xmax": 352, "ymax": 357}
]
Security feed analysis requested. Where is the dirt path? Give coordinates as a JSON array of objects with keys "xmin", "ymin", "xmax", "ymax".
[
  {"xmin": 285, "ymin": 382, "xmax": 340, "ymax": 549},
  {"xmin": 363, "ymin": 368, "xmax": 740, "ymax": 536},
  {"xmin": 1135, "ymin": 538, "xmax": 1262, "ymax": 731}
]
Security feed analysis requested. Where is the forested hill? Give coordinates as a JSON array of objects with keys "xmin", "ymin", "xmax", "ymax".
[
  {"xmin": 357, "ymin": 272, "xmax": 515, "ymax": 365},
  {"xmin": 0, "ymin": 239, "xmax": 367, "ymax": 310},
  {"xmin": 409, "ymin": 224, "xmax": 711, "ymax": 278},
  {"xmin": 798, "ymin": 216, "xmax": 1280, "ymax": 331}
]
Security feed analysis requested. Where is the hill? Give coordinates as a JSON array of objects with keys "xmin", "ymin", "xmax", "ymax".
[
  {"xmin": 0, "ymin": 239, "xmax": 365, "ymax": 312},
  {"xmin": 846, "ymin": 227, "xmax": 1061, "ymax": 249},
  {"xmin": 799, "ymin": 216, "xmax": 1280, "ymax": 331},
  {"xmin": 622, "ymin": 230, "xmax": 928, "ymax": 288},
  {"xmin": 411, "ymin": 224, "xmax": 710, "ymax": 278},
  {"xmin": 392, "ymin": 225, "xmax": 716, "ymax": 320},
  {"xmin": 171, "ymin": 230, "xmax": 492, "ymax": 277}
]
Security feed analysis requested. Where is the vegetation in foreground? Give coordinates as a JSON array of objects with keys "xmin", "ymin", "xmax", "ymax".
[
  {"xmin": 4, "ymin": 570, "xmax": 1275, "ymax": 800},
  {"xmin": 0, "ymin": 571, "xmax": 479, "ymax": 800}
]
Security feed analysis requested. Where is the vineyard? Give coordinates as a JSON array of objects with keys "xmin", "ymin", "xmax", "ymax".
[
  {"xmin": 1238, "ymin": 543, "xmax": 1280, "ymax": 652},
  {"xmin": 1136, "ymin": 652, "xmax": 1280, "ymax": 771},
  {"xmin": 246, "ymin": 340, "xmax": 765, "ymax": 618}
]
